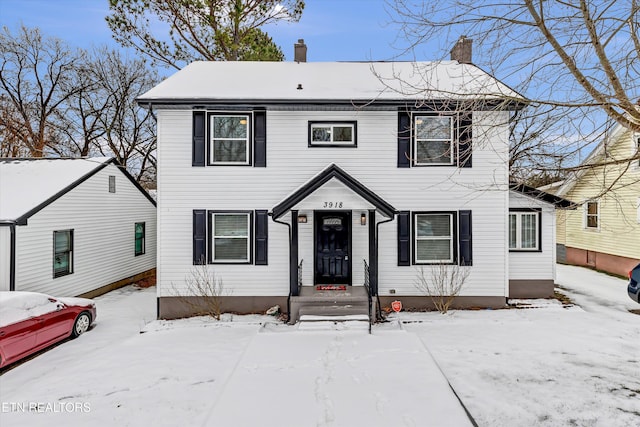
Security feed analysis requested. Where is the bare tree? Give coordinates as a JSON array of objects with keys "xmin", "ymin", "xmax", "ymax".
[
  {"xmin": 389, "ymin": 1, "xmax": 640, "ymax": 183},
  {"xmin": 172, "ymin": 263, "xmax": 227, "ymax": 320},
  {"xmin": 0, "ymin": 25, "xmax": 84, "ymax": 157},
  {"xmin": 106, "ymin": 0, "xmax": 305, "ymax": 69},
  {"xmin": 86, "ymin": 49, "xmax": 159, "ymax": 186},
  {"xmin": 414, "ymin": 264, "xmax": 470, "ymax": 314}
]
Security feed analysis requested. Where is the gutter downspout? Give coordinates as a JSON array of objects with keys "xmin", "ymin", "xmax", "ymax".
[
  {"xmin": 147, "ymin": 103, "xmax": 157, "ymax": 122},
  {"xmin": 270, "ymin": 213, "xmax": 292, "ymax": 322},
  {"xmin": 10, "ymin": 223, "xmax": 16, "ymax": 291},
  {"xmin": 375, "ymin": 214, "xmax": 395, "ymax": 320}
]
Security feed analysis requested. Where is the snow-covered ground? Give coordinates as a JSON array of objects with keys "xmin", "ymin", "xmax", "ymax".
[{"xmin": 1, "ymin": 264, "xmax": 639, "ymax": 427}]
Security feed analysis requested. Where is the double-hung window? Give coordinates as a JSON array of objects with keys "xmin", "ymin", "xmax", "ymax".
[
  {"xmin": 414, "ymin": 213, "xmax": 454, "ymax": 263},
  {"xmin": 309, "ymin": 122, "xmax": 356, "ymax": 147},
  {"xmin": 210, "ymin": 212, "xmax": 251, "ymax": 263},
  {"xmin": 414, "ymin": 115, "xmax": 454, "ymax": 165},
  {"xmin": 210, "ymin": 114, "xmax": 250, "ymax": 165},
  {"xmin": 509, "ymin": 210, "xmax": 540, "ymax": 251},
  {"xmin": 53, "ymin": 230, "xmax": 73, "ymax": 277},
  {"xmin": 585, "ymin": 200, "xmax": 599, "ymax": 229},
  {"xmin": 135, "ymin": 222, "xmax": 145, "ymax": 256}
]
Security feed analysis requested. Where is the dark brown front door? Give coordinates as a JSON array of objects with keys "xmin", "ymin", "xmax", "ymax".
[{"xmin": 314, "ymin": 211, "xmax": 351, "ymax": 285}]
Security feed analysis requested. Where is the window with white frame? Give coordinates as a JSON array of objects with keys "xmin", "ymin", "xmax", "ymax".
[
  {"xmin": 414, "ymin": 213, "xmax": 454, "ymax": 263},
  {"xmin": 53, "ymin": 230, "xmax": 73, "ymax": 277},
  {"xmin": 509, "ymin": 210, "xmax": 540, "ymax": 251},
  {"xmin": 210, "ymin": 114, "xmax": 250, "ymax": 164},
  {"xmin": 414, "ymin": 115, "xmax": 454, "ymax": 165},
  {"xmin": 309, "ymin": 122, "xmax": 356, "ymax": 146},
  {"xmin": 585, "ymin": 200, "xmax": 599, "ymax": 229},
  {"xmin": 210, "ymin": 212, "xmax": 251, "ymax": 262}
]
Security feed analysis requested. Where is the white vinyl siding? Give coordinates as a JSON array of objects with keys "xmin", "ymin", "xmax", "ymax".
[
  {"xmin": 0, "ymin": 227, "xmax": 10, "ymax": 291},
  {"xmin": 13, "ymin": 164, "xmax": 156, "ymax": 297},
  {"xmin": 157, "ymin": 109, "xmax": 510, "ymax": 298},
  {"xmin": 509, "ymin": 192, "xmax": 556, "ymax": 282}
]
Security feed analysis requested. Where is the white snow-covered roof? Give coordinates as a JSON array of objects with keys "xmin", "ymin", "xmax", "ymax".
[
  {"xmin": 0, "ymin": 157, "xmax": 112, "ymax": 222},
  {"xmin": 138, "ymin": 61, "xmax": 524, "ymax": 104}
]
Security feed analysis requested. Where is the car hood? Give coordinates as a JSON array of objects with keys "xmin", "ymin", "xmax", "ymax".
[{"xmin": 57, "ymin": 297, "xmax": 95, "ymax": 308}]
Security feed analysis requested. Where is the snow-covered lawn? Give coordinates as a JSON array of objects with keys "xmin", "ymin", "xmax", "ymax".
[{"xmin": 1, "ymin": 264, "xmax": 639, "ymax": 427}]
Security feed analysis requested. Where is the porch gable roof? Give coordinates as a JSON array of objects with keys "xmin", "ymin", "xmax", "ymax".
[{"xmin": 271, "ymin": 164, "xmax": 397, "ymax": 219}]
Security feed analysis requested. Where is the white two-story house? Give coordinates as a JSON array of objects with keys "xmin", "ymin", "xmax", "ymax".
[{"xmin": 139, "ymin": 39, "xmax": 571, "ymax": 321}]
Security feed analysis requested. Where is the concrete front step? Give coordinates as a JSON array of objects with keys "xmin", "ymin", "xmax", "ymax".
[
  {"xmin": 289, "ymin": 285, "xmax": 373, "ymax": 324},
  {"xmin": 298, "ymin": 304, "xmax": 369, "ymax": 318}
]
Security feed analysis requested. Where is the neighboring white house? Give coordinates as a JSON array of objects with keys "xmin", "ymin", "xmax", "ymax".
[
  {"xmin": 0, "ymin": 157, "xmax": 157, "ymax": 298},
  {"xmin": 138, "ymin": 39, "xmax": 571, "ymax": 321}
]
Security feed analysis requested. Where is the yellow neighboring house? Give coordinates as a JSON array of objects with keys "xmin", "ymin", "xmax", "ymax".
[{"xmin": 553, "ymin": 124, "xmax": 640, "ymax": 277}]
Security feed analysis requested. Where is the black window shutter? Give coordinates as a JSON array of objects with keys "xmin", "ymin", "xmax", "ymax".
[
  {"xmin": 193, "ymin": 111, "xmax": 206, "ymax": 167},
  {"xmin": 459, "ymin": 210, "xmax": 472, "ymax": 266},
  {"xmin": 458, "ymin": 113, "xmax": 472, "ymax": 168},
  {"xmin": 397, "ymin": 211, "xmax": 411, "ymax": 266},
  {"xmin": 193, "ymin": 210, "xmax": 207, "ymax": 264},
  {"xmin": 397, "ymin": 112, "xmax": 411, "ymax": 168},
  {"xmin": 255, "ymin": 210, "xmax": 268, "ymax": 265},
  {"xmin": 254, "ymin": 110, "xmax": 266, "ymax": 167}
]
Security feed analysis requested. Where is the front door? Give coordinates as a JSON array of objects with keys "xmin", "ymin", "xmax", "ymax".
[{"xmin": 315, "ymin": 211, "xmax": 351, "ymax": 285}]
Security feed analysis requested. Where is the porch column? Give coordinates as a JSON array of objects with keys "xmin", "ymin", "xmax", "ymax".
[
  {"xmin": 290, "ymin": 210, "xmax": 299, "ymax": 296},
  {"xmin": 368, "ymin": 209, "xmax": 377, "ymax": 296}
]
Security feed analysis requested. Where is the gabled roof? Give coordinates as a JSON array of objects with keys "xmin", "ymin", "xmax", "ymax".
[
  {"xmin": 138, "ymin": 61, "xmax": 525, "ymax": 107},
  {"xmin": 271, "ymin": 164, "xmax": 397, "ymax": 219},
  {"xmin": 0, "ymin": 157, "xmax": 156, "ymax": 225},
  {"xmin": 556, "ymin": 123, "xmax": 631, "ymax": 197},
  {"xmin": 509, "ymin": 182, "xmax": 575, "ymax": 209}
]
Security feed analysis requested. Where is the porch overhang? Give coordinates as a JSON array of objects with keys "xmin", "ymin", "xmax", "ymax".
[{"xmin": 271, "ymin": 164, "xmax": 397, "ymax": 219}]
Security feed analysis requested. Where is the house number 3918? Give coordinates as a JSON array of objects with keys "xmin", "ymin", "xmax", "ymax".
[{"xmin": 323, "ymin": 201, "xmax": 343, "ymax": 208}]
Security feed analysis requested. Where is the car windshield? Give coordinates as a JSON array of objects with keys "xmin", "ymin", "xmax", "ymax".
[{"xmin": 0, "ymin": 292, "xmax": 59, "ymax": 327}]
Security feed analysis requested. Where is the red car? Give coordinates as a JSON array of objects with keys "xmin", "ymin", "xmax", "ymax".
[{"xmin": 0, "ymin": 291, "xmax": 96, "ymax": 368}]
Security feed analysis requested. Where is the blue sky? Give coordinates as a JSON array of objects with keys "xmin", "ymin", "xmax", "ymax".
[{"xmin": 0, "ymin": 0, "xmax": 441, "ymax": 63}]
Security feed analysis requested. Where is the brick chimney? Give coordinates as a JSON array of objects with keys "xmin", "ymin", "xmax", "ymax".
[
  {"xmin": 450, "ymin": 36, "xmax": 472, "ymax": 64},
  {"xmin": 294, "ymin": 39, "xmax": 307, "ymax": 63}
]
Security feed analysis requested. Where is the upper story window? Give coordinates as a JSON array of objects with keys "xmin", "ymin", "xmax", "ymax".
[
  {"xmin": 414, "ymin": 212, "xmax": 455, "ymax": 263},
  {"xmin": 414, "ymin": 115, "xmax": 454, "ymax": 165},
  {"xmin": 109, "ymin": 175, "xmax": 116, "ymax": 193},
  {"xmin": 210, "ymin": 114, "xmax": 251, "ymax": 165},
  {"xmin": 509, "ymin": 210, "xmax": 540, "ymax": 251},
  {"xmin": 584, "ymin": 200, "xmax": 599, "ymax": 229},
  {"xmin": 308, "ymin": 122, "xmax": 357, "ymax": 147},
  {"xmin": 53, "ymin": 230, "xmax": 73, "ymax": 278}
]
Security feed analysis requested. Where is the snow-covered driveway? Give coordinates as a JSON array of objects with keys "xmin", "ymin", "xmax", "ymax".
[{"xmin": 1, "ymin": 264, "xmax": 639, "ymax": 427}]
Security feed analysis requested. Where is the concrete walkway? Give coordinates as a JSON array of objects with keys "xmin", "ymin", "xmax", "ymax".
[{"xmin": 205, "ymin": 322, "xmax": 474, "ymax": 427}]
